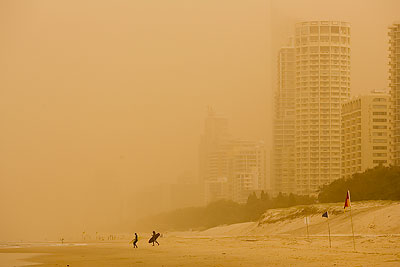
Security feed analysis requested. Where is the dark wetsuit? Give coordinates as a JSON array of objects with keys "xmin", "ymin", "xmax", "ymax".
[
  {"xmin": 133, "ymin": 234, "xmax": 138, "ymax": 248},
  {"xmin": 151, "ymin": 231, "xmax": 159, "ymax": 246}
]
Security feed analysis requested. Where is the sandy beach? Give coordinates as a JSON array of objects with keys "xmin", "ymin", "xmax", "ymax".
[
  {"xmin": 2, "ymin": 201, "xmax": 399, "ymax": 266},
  {"xmin": 1, "ymin": 234, "xmax": 399, "ymax": 266},
  {"xmin": 0, "ymin": 253, "xmax": 42, "ymax": 267}
]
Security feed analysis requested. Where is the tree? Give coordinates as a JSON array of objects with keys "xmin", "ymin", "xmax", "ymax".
[
  {"xmin": 318, "ymin": 166, "xmax": 400, "ymax": 203},
  {"xmin": 246, "ymin": 192, "xmax": 258, "ymax": 206}
]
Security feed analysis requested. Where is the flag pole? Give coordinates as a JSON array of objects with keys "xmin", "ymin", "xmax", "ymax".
[
  {"xmin": 327, "ymin": 215, "xmax": 331, "ymax": 248},
  {"xmin": 349, "ymin": 206, "xmax": 356, "ymax": 251}
]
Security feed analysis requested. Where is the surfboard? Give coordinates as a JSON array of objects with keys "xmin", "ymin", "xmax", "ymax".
[{"xmin": 148, "ymin": 233, "xmax": 160, "ymax": 243}]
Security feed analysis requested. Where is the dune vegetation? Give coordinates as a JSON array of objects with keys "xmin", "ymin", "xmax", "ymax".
[{"xmin": 136, "ymin": 166, "xmax": 400, "ymax": 231}]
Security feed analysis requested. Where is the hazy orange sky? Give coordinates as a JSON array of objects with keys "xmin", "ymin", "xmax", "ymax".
[{"xmin": 0, "ymin": 0, "xmax": 399, "ymax": 240}]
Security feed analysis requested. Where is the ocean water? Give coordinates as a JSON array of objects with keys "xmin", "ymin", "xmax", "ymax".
[{"xmin": 0, "ymin": 242, "xmax": 87, "ymax": 249}]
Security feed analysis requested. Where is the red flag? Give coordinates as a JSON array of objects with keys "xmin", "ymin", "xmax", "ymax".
[{"xmin": 344, "ymin": 190, "xmax": 351, "ymax": 210}]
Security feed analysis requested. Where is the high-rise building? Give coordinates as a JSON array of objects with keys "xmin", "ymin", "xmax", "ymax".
[
  {"xmin": 199, "ymin": 107, "xmax": 230, "ymax": 185},
  {"xmin": 272, "ymin": 38, "xmax": 296, "ymax": 195},
  {"xmin": 199, "ymin": 110, "xmax": 266, "ymax": 203},
  {"xmin": 389, "ymin": 23, "xmax": 400, "ymax": 165},
  {"xmin": 341, "ymin": 91, "xmax": 392, "ymax": 179},
  {"xmin": 295, "ymin": 21, "xmax": 351, "ymax": 195},
  {"xmin": 204, "ymin": 142, "xmax": 231, "ymax": 203},
  {"xmin": 231, "ymin": 140, "xmax": 266, "ymax": 203},
  {"xmin": 204, "ymin": 139, "xmax": 266, "ymax": 204},
  {"xmin": 199, "ymin": 108, "xmax": 230, "ymax": 203}
]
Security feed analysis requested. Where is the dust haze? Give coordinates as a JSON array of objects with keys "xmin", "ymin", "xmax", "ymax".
[{"xmin": 0, "ymin": 0, "xmax": 399, "ymax": 241}]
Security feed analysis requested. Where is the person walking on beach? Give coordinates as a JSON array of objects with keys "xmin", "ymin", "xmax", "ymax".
[
  {"xmin": 150, "ymin": 231, "xmax": 160, "ymax": 246},
  {"xmin": 133, "ymin": 233, "xmax": 138, "ymax": 248}
]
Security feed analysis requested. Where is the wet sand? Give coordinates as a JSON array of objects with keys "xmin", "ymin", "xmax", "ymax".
[
  {"xmin": 1, "ymin": 235, "xmax": 399, "ymax": 266},
  {"xmin": 0, "ymin": 253, "xmax": 42, "ymax": 267}
]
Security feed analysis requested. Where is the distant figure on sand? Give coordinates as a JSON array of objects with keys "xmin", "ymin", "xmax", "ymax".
[
  {"xmin": 133, "ymin": 233, "xmax": 138, "ymax": 248},
  {"xmin": 148, "ymin": 231, "xmax": 160, "ymax": 246}
]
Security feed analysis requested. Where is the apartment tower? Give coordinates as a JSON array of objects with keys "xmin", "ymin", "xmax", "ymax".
[
  {"xmin": 199, "ymin": 108, "xmax": 230, "ymax": 184},
  {"xmin": 272, "ymin": 39, "xmax": 296, "ymax": 195},
  {"xmin": 199, "ymin": 108, "xmax": 230, "ymax": 203},
  {"xmin": 341, "ymin": 91, "xmax": 391, "ymax": 179},
  {"xmin": 205, "ymin": 139, "xmax": 266, "ymax": 204},
  {"xmin": 295, "ymin": 21, "xmax": 351, "ymax": 195},
  {"xmin": 231, "ymin": 140, "xmax": 266, "ymax": 203},
  {"xmin": 389, "ymin": 23, "xmax": 400, "ymax": 165}
]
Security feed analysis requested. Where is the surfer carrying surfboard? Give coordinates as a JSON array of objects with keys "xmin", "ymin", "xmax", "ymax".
[
  {"xmin": 133, "ymin": 233, "xmax": 138, "ymax": 248},
  {"xmin": 129, "ymin": 233, "xmax": 139, "ymax": 248},
  {"xmin": 149, "ymin": 231, "xmax": 160, "ymax": 246}
]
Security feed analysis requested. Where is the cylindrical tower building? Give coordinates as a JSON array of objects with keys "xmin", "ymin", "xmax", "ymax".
[{"xmin": 294, "ymin": 21, "xmax": 351, "ymax": 195}]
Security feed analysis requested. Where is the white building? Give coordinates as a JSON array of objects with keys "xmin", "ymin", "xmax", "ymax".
[
  {"xmin": 231, "ymin": 140, "xmax": 266, "ymax": 204},
  {"xmin": 295, "ymin": 21, "xmax": 351, "ymax": 195},
  {"xmin": 204, "ymin": 142, "xmax": 232, "ymax": 203},
  {"xmin": 199, "ymin": 108, "xmax": 230, "ymax": 203},
  {"xmin": 389, "ymin": 23, "xmax": 400, "ymax": 165},
  {"xmin": 272, "ymin": 38, "xmax": 296, "ymax": 195},
  {"xmin": 341, "ymin": 91, "xmax": 392, "ymax": 179},
  {"xmin": 204, "ymin": 177, "xmax": 229, "ymax": 204},
  {"xmin": 203, "ymin": 139, "xmax": 266, "ymax": 204},
  {"xmin": 200, "ymin": 109, "xmax": 267, "ymax": 203}
]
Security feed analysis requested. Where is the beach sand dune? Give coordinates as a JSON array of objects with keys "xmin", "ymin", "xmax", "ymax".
[{"xmin": 196, "ymin": 201, "xmax": 400, "ymax": 237}]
